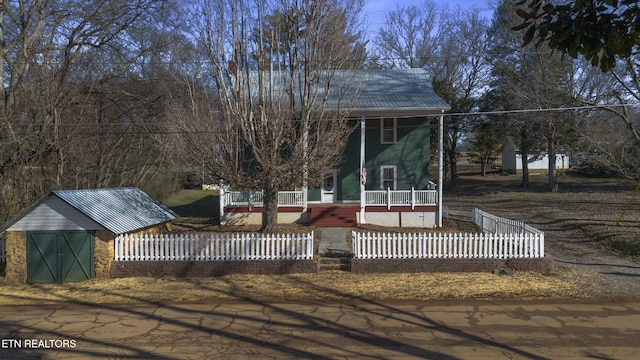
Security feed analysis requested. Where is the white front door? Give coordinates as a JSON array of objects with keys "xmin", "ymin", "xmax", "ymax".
[{"xmin": 321, "ymin": 170, "xmax": 337, "ymax": 203}]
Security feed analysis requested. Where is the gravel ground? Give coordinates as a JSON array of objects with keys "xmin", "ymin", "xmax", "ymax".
[{"xmin": 544, "ymin": 229, "xmax": 640, "ymax": 300}]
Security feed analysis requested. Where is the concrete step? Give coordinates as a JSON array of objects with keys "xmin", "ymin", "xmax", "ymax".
[{"xmin": 318, "ymin": 256, "xmax": 351, "ymax": 272}]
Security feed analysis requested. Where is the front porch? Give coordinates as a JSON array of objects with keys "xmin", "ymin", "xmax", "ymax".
[{"xmin": 219, "ymin": 188, "xmax": 439, "ymax": 228}]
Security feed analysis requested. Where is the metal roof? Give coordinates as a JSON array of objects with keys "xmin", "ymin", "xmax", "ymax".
[
  {"xmin": 244, "ymin": 68, "xmax": 450, "ymax": 117},
  {"xmin": 0, "ymin": 187, "xmax": 178, "ymax": 235},
  {"xmin": 51, "ymin": 187, "xmax": 178, "ymax": 234},
  {"xmin": 325, "ymin": 68, "xmax": 450, "ymax": 116}
]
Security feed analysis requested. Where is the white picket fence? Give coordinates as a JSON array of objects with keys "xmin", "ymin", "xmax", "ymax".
[
  {"xmin": 472, "ymin": 208, "xmax": 543, "ymax": 236},
  {"xmin": 115, "ymin": 232, "xmax": 314, "ymax": 261},
  {"xmin": 352, "ymin": 231, "xmax": 544, "ymax": 259}
]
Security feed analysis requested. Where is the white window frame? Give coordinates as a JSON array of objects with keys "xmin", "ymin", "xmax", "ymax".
[
  {"xmin": 380, "ymin": 118, "xmax": 397, "ymax": 144},
  {"xmin": 380, "ymin": 165, "xmax": 397, "ymax": 190}
]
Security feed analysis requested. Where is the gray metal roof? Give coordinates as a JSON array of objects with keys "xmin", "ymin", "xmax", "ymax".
[
  {"xmin": 0, "ymin": 187, "xmax": 178, "ymax": 235},
  {"xmin": 52, "ymin": 187, "xmax": 178, "ymax": 234},
  {"xmin": 245, "ymin": 68, "xmax": 450, "ymax": 117},
  {"xmin": 325, "ymin": 68, "xmax": 450, "ymax": 116}
]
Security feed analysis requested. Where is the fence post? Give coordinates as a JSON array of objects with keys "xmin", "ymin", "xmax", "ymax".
[
  {"xmin": 387, "ymin": 187, "xmax": 391, "ymax": 210},
  {"xmin": 115, "ymin": 235, "xmax": 121, "ymax": 261}
]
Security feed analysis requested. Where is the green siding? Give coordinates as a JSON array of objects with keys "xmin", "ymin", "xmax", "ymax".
[
  {"xmin": 340, "ymin": 124, "xmax": 363, "ymax": 201},
  {"xmin": 338, "ymin": 118, "xmax": 431, "ymax": 201}
]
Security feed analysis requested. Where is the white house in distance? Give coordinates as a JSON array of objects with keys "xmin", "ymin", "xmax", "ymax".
[{"xmin": 501, "ymin": 143, "xmax": 570, "ymax": 174}]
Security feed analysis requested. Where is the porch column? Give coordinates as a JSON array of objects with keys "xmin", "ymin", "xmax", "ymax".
[
  {"xmin": 360, "ymin": 115, "xmax": 366, "ymax": 224},
  {"xmin": 302, "ymin": 119, "xmax": 309, "ymax": 214},
  {"xmin": 219, "ymin": 188, "xmax": 225, "ymax": 221},
  {"xmin": 437, "ymin": 111, "xmax": 444, "ymax": 227}
]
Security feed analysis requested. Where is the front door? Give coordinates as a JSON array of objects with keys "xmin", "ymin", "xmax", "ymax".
[{"xmin": 321, "ymin": 170, "xmax": 337, "ymax": 203}]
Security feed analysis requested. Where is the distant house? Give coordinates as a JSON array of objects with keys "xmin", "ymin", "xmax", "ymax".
[
  {"xmin": 221, "ymin": 68, "xmax": 450, "ymax": 228},
  {"xmin": 501, "ymin": 143, "xmax": 569, "ymax": 174},
  {"xmin": 0, "ymin": 187, "xmax": 177, "ymax": 283}
]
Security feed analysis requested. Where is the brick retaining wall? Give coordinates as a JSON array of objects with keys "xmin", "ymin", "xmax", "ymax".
[
  {"xmin": 351, "ymin": 257, "xmax": 554, "ymax": 274},
  {"xmin": 110, "ymin": 259, "xmax": 317, "ymax": 278}
]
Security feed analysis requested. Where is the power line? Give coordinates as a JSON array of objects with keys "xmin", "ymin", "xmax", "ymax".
[
  {"xmin": 11, "ymin": 103, "xmax": 637, "ymax": 137},
  {"xmin": 443, "ymin": 104, "xmax": 639, "ymax": 118}
]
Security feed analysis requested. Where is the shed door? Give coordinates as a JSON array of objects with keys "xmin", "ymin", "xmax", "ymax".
[{"xmin": 27, "ymin": 231, "xmax": 94, "ymax": 284}]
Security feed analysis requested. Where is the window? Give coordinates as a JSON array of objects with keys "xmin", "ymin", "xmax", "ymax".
[
  {"xmin": 380, "ymin": 165, "xmax": 397, "ymax": 190},
  {"xmin": 380, "ymin": 118, "xmax": 397, "ymax": 144}
]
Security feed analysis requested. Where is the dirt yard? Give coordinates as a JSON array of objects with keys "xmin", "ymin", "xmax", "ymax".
[{"xmin": 444, "ymin": 162, "xmax": 640, "ymax": 300}]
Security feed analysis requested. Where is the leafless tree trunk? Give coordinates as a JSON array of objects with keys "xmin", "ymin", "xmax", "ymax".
[{"xmin": 164, "ymin": 0, "xmax": 364, "ymax": 232}]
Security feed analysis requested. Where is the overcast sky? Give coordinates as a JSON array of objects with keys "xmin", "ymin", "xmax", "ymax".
[{"xmin": 363, "ymin": 0, "xmax": 494, "ymax": 37}]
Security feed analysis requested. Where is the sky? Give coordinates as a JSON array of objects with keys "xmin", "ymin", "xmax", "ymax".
[{"xmin": 363, "ymin": 0, "xmax": 494, "ymax": 37}]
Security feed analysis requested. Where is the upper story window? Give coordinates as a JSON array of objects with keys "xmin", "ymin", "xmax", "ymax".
[{"xmin": 380, "ymin": 118, "xmax": 397, "ymax": 144}]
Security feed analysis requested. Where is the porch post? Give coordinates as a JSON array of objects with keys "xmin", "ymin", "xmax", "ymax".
[
  {"xmin": 360, "ymin": 115, "xmax": 366, "ymax": 224},
  {"xmin": 437, "ymin": 111, "xmax": 444, "ymax": 227},
  {"xmin": 219, "ymin": 188, "xmax": 225, "ymax": 222},
  {"xmin": 302, "ymin": 120, "xmax": 309, "ymax": 214},
  {"xmin": 411, "ymin": 187, "xmax": 415, "ymax": 211}
]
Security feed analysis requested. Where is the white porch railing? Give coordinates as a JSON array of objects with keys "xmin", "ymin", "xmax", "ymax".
[
  {"xmin": 365, "ymin": 188, "xmax": 437, "ymax": 210},
  {"xmin": 221, "ymin": 189, "xmax": 304, "ymax": 208},
  {"xmin": 115, "ymin": 232, "xmax": 314, "ymax": 261},
  {"xmin": 472, "ymin": 208, "xmax": 543, "ymax": 236},
  {"xmin": 352, "ymin": 231, "xmax": 544, "ymax": 259}
]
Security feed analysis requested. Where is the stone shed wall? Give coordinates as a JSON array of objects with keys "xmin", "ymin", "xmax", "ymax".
[
  {"xmin": 4, "ymin": 231, "xmax": 27, "ymax": 283},
  {"xmin": 94, "ymin": 230, "xmax": 114, "ymax": 279}
]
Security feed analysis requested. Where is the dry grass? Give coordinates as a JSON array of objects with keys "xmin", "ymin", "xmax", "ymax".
[{"xmin": 0, "ymin": 269, "xmax": 590, "ymax": 306}]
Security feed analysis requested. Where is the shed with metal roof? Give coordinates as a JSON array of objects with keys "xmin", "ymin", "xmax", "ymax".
[{"xmin": 0, "ymin": 187, "xmax": 177, "ymax": 284}]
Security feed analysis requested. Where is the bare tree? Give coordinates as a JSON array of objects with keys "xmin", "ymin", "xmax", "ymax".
[
  {"xmin": 570, "ymin": 57, "xmax": 640, "ymax": 180},
  {"xmin": 166, "ymin": 0, "xmax": 365, "ymax": 232},
  {"xmin": 373, "ymin": 1, "xmax": 440, "ymax": 69},
  {"xmin": 432, "ymin": 8, "xmax": 491, "ymax": 181},
  {"xmin": 487, "ymin": 0, "xmax": 576, "ymax": 191},
  {"xmin": 0, "ymin": 0, "xmax": 175, "ymax": 221}
]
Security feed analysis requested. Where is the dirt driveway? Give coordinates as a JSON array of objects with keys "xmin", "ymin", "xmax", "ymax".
[{"xmin": 444, "ymin": 168, "xmax": 640, "ymax": 300}]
